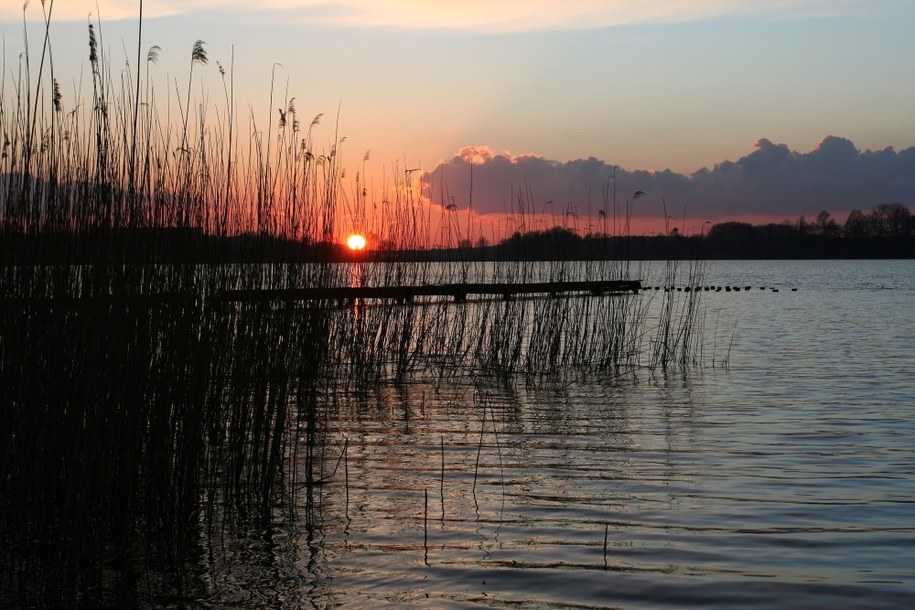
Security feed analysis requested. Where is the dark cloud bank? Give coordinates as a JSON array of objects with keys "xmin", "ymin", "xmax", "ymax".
[{"xmin": 422, "ymin": 136, "xmax": 915, "ymax": 221}]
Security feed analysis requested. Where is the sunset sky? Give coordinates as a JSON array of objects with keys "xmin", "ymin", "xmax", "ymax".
[{"xmin": 3, "ymin": 0, "xmax": 915, "ymax": 239}]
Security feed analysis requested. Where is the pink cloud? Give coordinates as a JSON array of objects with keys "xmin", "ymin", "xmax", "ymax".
[{"xmin": 420, "ymin": 136, "xmax": 915, "ymax": 238}]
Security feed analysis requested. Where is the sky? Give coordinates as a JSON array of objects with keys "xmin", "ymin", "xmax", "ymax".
[{"xmin": 3, "ymin": 0, "xmax": 915, "ymax": 239}]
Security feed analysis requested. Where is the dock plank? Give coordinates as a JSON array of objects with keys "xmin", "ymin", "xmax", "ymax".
[{"xmin": 210, "ymin": 280, "xmax": 641, "ymax": 303}]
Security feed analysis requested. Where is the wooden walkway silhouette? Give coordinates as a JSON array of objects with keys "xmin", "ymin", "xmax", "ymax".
[
  {"xmin": 213, "ymin": 279, "xmax": 641, "ymax": 304},
  {"xmin": 1, "ymin": 280, "xmax": 642, "ymax": 309}
]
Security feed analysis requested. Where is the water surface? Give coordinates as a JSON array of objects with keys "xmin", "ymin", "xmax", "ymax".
[{"xmin": 198, "ymin": 259, "xmax": 914, "ymax": 608}]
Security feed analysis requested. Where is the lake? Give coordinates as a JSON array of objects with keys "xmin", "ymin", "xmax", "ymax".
[{"xmin": 176, "ymin": 259, "xmax": 914, "ymax": 609}]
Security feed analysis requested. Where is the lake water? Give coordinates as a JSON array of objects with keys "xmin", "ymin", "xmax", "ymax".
[{"xmin": 187, "ymin": 259, "xmax": 915, "ymax": 609}]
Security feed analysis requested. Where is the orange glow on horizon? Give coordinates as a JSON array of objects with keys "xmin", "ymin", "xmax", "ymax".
[{"xmin": 346, "ymin": 233, "xmax": 367, "ymax": 250}]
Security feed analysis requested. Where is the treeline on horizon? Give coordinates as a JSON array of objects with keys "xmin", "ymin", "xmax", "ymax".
[
  {"xmin": 459, "ymin": 203, "xmax": 914, "ymax": 261},
  {"xmin": 4, "ymin": 203, "xmax": 913, "ymax": 263}
]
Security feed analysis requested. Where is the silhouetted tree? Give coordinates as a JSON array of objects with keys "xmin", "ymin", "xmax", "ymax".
[
  {"xmin": 499, "ymin": 227, "xmax": 583, "ymax": 259},
  {"xmin": 843, "ymin": 209, "xmax": 874, "ymax": 238},
  {"xmin": 706, "ymin": 221, "xmax": 757, "ymax": 242},
  {"xmin": 797, "ymin": 215, "xmax": 811, "ymax": 236},
  {"xmin": 706, "ymin": 222, "xmax": 760, "ymax": 257},
  {"xmin": 815, "ymin": 210, "xmax": 840, "ymax": 237},
  {"xmin": 872, "ymin": 203, "xmax": 911, "ymax": 237}
]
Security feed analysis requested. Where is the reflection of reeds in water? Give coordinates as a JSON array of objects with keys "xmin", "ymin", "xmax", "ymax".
[{"xmin": 0, "ymin": 11, "xmax": 705, "ymax": 607}]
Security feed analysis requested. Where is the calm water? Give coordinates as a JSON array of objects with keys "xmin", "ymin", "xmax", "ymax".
[{"xmin": 196, "ymin": 260, "xmax": 915, "ymax": 609}]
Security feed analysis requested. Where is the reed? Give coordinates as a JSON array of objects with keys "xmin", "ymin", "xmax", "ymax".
[
  {"xmin": 440, "ymin": 435, "xmax": 446, "ymax": 520},
  {"xmin": 603, "ymin": 523, "xmax": 610, "ymax": 568},
  {"xmin": 646, "ymin": 207, "xmax": 707, "ymax": 371},
  {"xmin": 1, "ymin": 6, "xmax": 708, "ymax": 606},
  {"xmin": 423, "ymin": 487, "xmax": 429, "ymax": 566},
  {"xmin": 0, "ymin": 9, "xmax": 343, "ymax": 603}
]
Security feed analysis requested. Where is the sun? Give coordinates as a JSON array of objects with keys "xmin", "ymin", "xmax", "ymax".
[{"xmin": 346, "ymin": 233, "xmax": 367, "ymax": 251}]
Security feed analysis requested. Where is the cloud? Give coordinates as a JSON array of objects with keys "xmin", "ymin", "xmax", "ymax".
[
  {"xmin": 6, "ymin": 1, "xmax": 867, "ymax": 31},
  {"xmin": 421, "ymin": 138, "xmax": 915, "ymax": 222}
]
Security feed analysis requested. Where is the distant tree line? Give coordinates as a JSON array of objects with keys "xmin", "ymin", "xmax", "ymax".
[
  {"xmin": 3, "ymin": 204, "xmax": 912, "ymax": 263},
  {"xmin": 709, "ymin": 204, "xmax": 912, "ymax": 241},
  {"xmin": 696, "ymin": 203, "xmax": 913, "ymax": 259},
  {"xmin": 461, "ymin": 203, "xmax": 915, "ymax": 260}
]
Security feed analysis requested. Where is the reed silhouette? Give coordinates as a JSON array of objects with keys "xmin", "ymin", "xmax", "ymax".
[{"xmin": 0, "ymin": 8, "xmax": 706, "ymax": 606}]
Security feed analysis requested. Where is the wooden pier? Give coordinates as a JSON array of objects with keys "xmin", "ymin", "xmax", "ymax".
[{"xmin": 211, "ymin": 279, "xmax": 641, "ymax": 304}]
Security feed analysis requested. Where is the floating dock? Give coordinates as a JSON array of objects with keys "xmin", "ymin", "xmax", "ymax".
[
  {"xmin": 3, "ymin": 280, "xmax": 804, "ymax": 309},
  {"xmin": 211, "ymin": 279, "xmax": 642, "ymax": 304}
]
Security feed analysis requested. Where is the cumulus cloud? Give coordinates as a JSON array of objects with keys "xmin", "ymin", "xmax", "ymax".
[
  {"xmin": 421, "ymin": 137, "xmax": 915, "ymax": 222},
  {"xmin": 6, "ymin": 1, "xmax": 867, "ymax": 30}
]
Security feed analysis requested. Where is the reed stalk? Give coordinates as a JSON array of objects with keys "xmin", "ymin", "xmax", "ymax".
[{"xmin": 0, "ymin": 6, "xmax": 708, "ymax": 606}]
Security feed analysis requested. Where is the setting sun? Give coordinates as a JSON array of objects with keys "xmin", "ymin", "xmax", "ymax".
[{"xmin": 346, "ymin": 234, "xmax": 367, "ymax": 251}]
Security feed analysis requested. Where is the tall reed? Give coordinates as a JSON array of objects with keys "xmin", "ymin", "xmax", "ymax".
[{"xmin": 1, "ymin": 7, "xmax": 707, "ymax": 606}]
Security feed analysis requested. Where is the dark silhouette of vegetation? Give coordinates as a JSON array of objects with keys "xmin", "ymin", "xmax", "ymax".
[
  {"xmin": 401, "ymin": 204, "xmax": 913, "ymax": 261},
  {"xmin": 1, "ymin": 8, "xmax": 706, "ymax": 607},
  {"xmin": 479, "ymin": 204, "xmax": 914, "ymax": 261},
  {"xmin": 5, "ymin": 205, "xmax": 911, "ymax": 265},
  {"xmin": 702, "ymin": 204, "xmax": 913, "ymax": 259}
]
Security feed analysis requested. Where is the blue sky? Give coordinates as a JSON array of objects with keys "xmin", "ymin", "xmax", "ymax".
[{"xmin": 3, "ymin": 0, "xmax": 914, "ymax": 235}]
